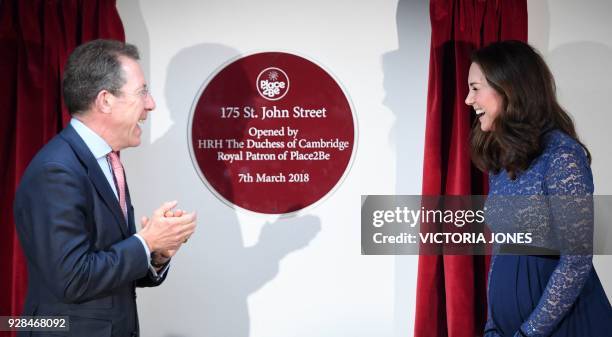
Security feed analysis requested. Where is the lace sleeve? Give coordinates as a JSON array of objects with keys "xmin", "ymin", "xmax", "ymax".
[{"xmin": 519, "ymin": 146, "xmax": 594, "ymax": 337}]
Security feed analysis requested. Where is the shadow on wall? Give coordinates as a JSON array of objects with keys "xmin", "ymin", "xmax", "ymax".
[
  {"xmin": 117, "ymin": 0, "xmax": 151, "ymax": 79},
  {"xmin": 130, "ymin": 43, "xmax": 321, "ymax": 337},
  {"xmin": 381, "ymin": 0, "xmax": 430, "ymax": 336},
  {"xmin": 117, "ymin": 1, "xmax": 322, "ymax": 336},
  {"xmin": 526, "ymin": 0, "xmax": 550, "ymax": 52},
  {"xmin": 382, "ymin": 0, "xmax": 428, "ymax": 194}
]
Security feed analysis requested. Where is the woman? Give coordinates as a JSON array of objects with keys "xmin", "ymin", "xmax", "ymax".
[{"xmin": 465, "ymin": 40, "xmax": 612, "ymax": 337}]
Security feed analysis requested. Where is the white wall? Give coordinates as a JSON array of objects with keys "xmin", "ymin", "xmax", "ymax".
[
  {"xmin": 116, "ymin": 0, "xmax": 611, "ymax": 336},
  {"xmin": 528, "ymin": 0, "xmax": 612, "ymax": 300},
  {"xmin": 116, "ymin": 1, "xmax": 426, "ymax": 337}
]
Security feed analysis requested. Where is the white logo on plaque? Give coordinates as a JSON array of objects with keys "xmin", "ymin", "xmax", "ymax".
[{"xmin": 256, "ymin": 67, "xmax": 290, "ymax": 101}]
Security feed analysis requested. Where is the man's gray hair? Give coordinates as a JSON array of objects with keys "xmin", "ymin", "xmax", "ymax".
[{"xmin": 62, "ymin": 39, "xmax": 139, "ymax": 114}]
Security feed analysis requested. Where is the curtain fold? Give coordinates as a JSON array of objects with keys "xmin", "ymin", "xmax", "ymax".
[
  {"xmin": 415, "ymin": 1, "xmax": 527, "ymax": 336},
  {"xmin": 0, "ymin": 2, "xmax": 125, "ymax": 335}
]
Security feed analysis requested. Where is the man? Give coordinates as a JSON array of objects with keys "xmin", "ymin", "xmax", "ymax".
[{"xmin": 13, "ymin": 39, "xmax": 196, "ymax": 337}]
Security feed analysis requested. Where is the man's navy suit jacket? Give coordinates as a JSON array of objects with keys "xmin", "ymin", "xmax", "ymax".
[{"xmin": 14, "ymin": 124, "xmax": 166, "ymax": 337}]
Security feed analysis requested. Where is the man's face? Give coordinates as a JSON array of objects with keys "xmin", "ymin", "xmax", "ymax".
[{"xmin": 108, "ymin": 56, "xmax": 155, "ymax": 150}]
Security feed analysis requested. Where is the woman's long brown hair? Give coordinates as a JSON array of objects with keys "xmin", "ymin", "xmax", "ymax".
[{"xmin": 469, "ymin": 40, "xmax": 591, "ymax": 179}]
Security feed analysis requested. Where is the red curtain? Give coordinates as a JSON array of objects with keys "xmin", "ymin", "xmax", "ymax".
[
  {"xmin": 414, "ymin": 1, "xmax": 527, "ymax": 337},
  {"xmin": 0, "ymin": 1, "xmax": 125, "ymax": 335}
]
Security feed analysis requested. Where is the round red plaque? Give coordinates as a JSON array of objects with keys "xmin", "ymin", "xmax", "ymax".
[{"xmin": 189, "ymin": 52, "xmax": 356, "ymax": 214}]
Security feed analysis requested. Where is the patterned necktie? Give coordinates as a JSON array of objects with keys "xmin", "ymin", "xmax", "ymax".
[{"xmin": 107, "ymin": 151, "xmax": 128, "ymax": 219}]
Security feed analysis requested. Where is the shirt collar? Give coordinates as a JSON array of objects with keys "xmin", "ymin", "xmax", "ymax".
[{"xmin": 70, "ymin": 118, "xmax": 113, "ymax": 160}]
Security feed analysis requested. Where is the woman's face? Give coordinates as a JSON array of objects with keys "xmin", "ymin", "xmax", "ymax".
[{"xmin": 465, "ymin": 62, "xmax": 504, "ymax": 132}]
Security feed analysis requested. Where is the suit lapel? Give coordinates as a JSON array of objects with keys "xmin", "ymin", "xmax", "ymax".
[{"xmin": 59, "ymin": 125, "xmax": 130, "ymax": 238}]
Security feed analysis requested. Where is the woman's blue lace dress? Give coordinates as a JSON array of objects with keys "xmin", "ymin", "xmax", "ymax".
[{"xmin": 484, "ymin": 130, "xmax": 612, "ymax": 337}]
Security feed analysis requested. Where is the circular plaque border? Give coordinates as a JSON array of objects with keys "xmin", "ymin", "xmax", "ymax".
[{"xmin": 187, "ymin": 50, "xmax": 359, "ymax": 217}]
